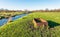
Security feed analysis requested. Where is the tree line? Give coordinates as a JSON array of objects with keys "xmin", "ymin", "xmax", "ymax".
[{"xmin": 0, "ymin": 8, "xmax": 60, "ymax": 12}]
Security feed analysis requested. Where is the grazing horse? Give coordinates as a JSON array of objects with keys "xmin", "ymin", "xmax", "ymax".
[{"xmin": 33, "ymin": 18, "xmax": 48, "ymax": 29}]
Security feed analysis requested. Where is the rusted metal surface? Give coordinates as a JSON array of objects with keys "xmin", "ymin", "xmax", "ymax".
[{"xmin": 33, "ymin": 18, "xmax": 48, "ymax": 29}]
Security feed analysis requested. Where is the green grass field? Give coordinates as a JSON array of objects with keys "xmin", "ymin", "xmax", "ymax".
[{"xmin": 0, "ymin": 12, "xmax": 60, "ymax": 37}]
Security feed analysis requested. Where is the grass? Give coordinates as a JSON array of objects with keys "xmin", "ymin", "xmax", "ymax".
[
  {"xmin": 0, "ymin": 12, "xmax": 60, "ymax": 37},
  {"xmin": 0, "ymin": 12, "xmax": 24, "ymax": 19}
]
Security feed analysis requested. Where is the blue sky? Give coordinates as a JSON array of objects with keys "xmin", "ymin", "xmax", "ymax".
[{"xmin": 0, "ymin": 0, "xmax": 60, "ymax": 10}]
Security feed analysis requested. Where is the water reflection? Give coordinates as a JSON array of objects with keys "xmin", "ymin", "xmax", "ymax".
[{"xmin": 0, "ymin": 14, "xmax": 26, "ymax": 26}]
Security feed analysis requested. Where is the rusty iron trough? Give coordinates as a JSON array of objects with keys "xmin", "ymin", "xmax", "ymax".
[{"xmin": 33, "ymin": 18, "xmax": 48, "ymax": 29}]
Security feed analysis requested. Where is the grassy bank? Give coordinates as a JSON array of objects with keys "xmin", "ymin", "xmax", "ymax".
[
  {"xmin": 0, "ymin": 12, "xmax": 24, "ymax": 19},
  {"xmin": 0, "ymin": 12, "xmax": 60, "ymax": 37}
]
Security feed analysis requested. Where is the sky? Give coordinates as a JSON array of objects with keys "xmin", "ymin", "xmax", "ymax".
[{"xmin": 0, "ymin": 0, "xmax": 60, "ymax": 10}]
